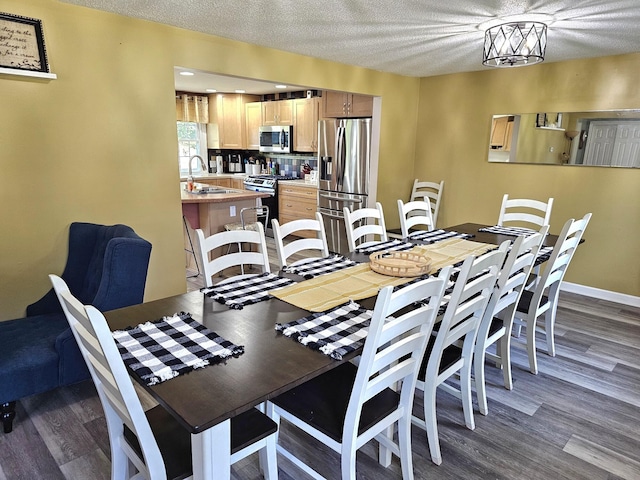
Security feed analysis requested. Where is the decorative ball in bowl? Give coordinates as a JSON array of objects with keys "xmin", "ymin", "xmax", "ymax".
[{"xmin": 369, "ymin": 251, "xmax": 432, "ymax": 277}]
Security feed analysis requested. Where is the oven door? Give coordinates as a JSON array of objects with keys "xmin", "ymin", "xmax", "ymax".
[{"xmin": 244, "ymin": 184, "xmax": 277, "ymax": 236}]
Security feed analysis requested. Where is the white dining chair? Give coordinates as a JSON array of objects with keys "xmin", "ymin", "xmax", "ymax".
[
  {"xmin": 343, "ymin": 202, "xmax": 387, "ymax": 252},
  {"xmin": 412, "ymin": 245, "xmax": 507, "ymax": 465},
  {"xmin": 195, "ymin": 222, "xmax": 270, "ymax": 287},
  {"xmin": 267, "ymin": 273, "xmax": 448, "ymax": 480},
  {"xmin": 410, "ymin": 179, "xmax": 444, "ymax": 227},
  {"xmin": 397, "ymin": 198, "xmax": 435, "ymax": 238},
  {"xmin": 272, "ymin": 212, "xmax": 329, "ymax": 269},
  {"xmin": 513, "ymin": 213, "xmax": 592, "ymax": 374},
  {"xmin": 473, "ymin": 228, "xmax": 547, "ymax": 416},
  {"xmin": 497, "ymin": 194, "xmax": 554, "ymax": 231},
  {"xmin": 49, "ymin": 274, "xmax": 278, "ymax": 480}
]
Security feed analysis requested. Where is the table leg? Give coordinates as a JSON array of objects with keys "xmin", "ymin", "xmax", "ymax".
[{"xmin": 191, "ymin": 420, "xmax": 231, "ymax": 480}]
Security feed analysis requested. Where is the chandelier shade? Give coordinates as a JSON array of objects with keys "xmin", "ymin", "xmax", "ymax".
[{"xmin": 483, "ymin": 22, "xmax": 547, "ymax": 68}]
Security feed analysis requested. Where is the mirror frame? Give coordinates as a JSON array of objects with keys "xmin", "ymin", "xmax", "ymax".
[{"xmin": 487, "ymin": 109, "xmax": 640, "ymax": 168}]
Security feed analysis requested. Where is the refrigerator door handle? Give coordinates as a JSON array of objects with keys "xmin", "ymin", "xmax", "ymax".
[
  {"xmin": 336, "ymin": 124, "xmax": 345, "ymax": 190},
  {"xmin": 319, "ymin": 193, "xmax": 363, "ymax": 204},
  {"xmin": 318, "ymin": 207, "xmax": 344, "ymax": 220}
]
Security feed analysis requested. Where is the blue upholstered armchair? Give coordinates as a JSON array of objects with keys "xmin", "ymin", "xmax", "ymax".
[{"xmin": 0, "ymin": 222, "xmax": 152, "ymax": 433}]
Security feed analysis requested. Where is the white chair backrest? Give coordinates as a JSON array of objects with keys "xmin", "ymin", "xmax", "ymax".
[
  {"xmin": 196, "ymin": 222, "xmax": 270, "ymax": 287},
  {"xmin": 497, "ymin": 194, "xmax": 554, "ymax": 230},
  {"xmin": 343, "ymin": 202, "xmax": 388, "ymax": 252},
  {"xmin": 529, "ymin": 213, "xmax": 592, "ymax": 310},
  {"xmin": 344, "ymin": 273, "xmax": 449, "ymax": 437},
  {"xmin": 397, "ymin": 199, "xmax": 435, "ymax": 238},
  {"xmin": 272, "ymin": 212, "xmax": 329, "ymax": 268},
  {"xmin": 479, "ymin": 230, "xmax": 547, "ymax": 338},
  {"xmin": 427, "ymin": 246, "xmax": 507, "ymax": 376},
  {"xmin": 410, "ymin": 179, "xmax": 444, "ymax": 226},
  {"xmin": 50, "ymin": 275, "xmax": 165, "ymax": 479}
]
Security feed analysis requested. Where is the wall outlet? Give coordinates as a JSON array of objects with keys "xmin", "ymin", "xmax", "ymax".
[{"xmin": 230, "ymin": 205, "xmax": 236, "ymax": 217}]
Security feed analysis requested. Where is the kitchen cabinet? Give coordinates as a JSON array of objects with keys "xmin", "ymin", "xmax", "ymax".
[
  {"xmin": 207, "ymin": 93, "xmax": 259, "ymax": 149},
  {"xmin": 293, "ymin": 97, "xmax": 320, "ymax": 152},
  {"xmin": 245, "ymin": 102, "xmax": 262, "ymax": 150},
  {"xmin": 198, "ymin": 177, "xmax": 232, "ymax": 188},
  {"xmin": 230, "ymin": 177, "xmax": 246, "ymax": 190},
  {"xmin": 490, "ymin": 116, "xmax": 514, "ymax": 151},
  {"xmin": 278, "ymin": 183, "xmax": 318, "ymax": 238},
  {"xmin": 262, "ymin": 99, "xmax": 293, "ymax": 125},
  {"xmin": 322, "ymin": 91, "xmax": 373, "ymax": 118}
]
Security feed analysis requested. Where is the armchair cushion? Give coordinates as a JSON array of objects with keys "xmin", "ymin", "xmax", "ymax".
[{"xmin": 0, "ymin": 222, "xmax": 152, "ymax": 433}]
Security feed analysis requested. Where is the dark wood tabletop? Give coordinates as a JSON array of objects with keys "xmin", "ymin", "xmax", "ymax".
[
  {"xmin": 444, "ymin": 223, "xmax": 559, "ymax": 248},
  {"xmin": 104, "ymin": 291, "xmax": 364, "ymax": 435}
]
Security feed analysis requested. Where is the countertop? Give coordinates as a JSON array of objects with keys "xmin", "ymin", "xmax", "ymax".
[
  {"xmin": 179, "ymin": 173, "xmax": 248, "ymax": 181},
  {"xmin": 180, "ymin": 183, "xmax": 269, "ymax": 204}
]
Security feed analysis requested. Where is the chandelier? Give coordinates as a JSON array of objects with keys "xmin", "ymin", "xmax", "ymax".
[{"xmin": 483, "ymin": 22, "xmax": 547, "ymax": 67}]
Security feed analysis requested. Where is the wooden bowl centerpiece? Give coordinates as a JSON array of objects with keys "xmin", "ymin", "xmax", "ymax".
[{"xmin": 369, "ymin": 251, "xmax": 431, "ymax": 277}]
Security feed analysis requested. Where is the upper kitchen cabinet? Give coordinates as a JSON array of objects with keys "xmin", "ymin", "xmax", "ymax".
[
  {"xmin": 262, "ymin": 99, "xmax": 293, "ymax": 125},
  {"xmin": 322, "ymin": 91, "xmax": 373, "ymax": 118},
  {"xmin": 245, "ymin": 102, "xmax": 262, "ymax": 150},
  {"xmin": 293, "ymin": 97, "xmax": 320, "ymax": 152},
  {"xmin": 490, "ymin": 115, "xmax": 514, "ymax": 151},
  {"xmin": 207, "ymin": 93, "xmax": 259, "ymax": 149}
]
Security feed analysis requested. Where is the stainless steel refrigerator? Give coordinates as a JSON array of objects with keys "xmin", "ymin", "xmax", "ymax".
[{"xmin": 317, "ymin": 118, "xmax": 371, "ymax": 254}]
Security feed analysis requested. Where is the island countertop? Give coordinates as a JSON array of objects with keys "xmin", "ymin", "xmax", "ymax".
[{"xmin": 180, "ymin": 183, "xmax": 269, "ymax": 204}]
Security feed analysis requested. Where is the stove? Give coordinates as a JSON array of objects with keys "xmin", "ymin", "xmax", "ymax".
[{"xmin": 243, "ymin": 175, "xmax": 299, "ymax": 191}]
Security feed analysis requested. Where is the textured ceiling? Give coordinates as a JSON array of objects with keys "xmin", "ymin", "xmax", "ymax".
[{"xmin": 63, "ymin": 0, "xmax": 640, "ymax": 93}]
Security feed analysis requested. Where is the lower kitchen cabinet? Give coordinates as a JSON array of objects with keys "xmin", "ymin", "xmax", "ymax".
[{"xmin": 278, "ymin": 183, "xmax": 318, "ymax": 238}]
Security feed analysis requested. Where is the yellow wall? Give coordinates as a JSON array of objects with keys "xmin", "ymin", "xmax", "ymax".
[
  {"xmin": 0, "ymin": 0, "xmax": 420, "ymax": 320},
  {"xmin": 416, "ymin": 54, "xmax": 640, "ymax": 296}
]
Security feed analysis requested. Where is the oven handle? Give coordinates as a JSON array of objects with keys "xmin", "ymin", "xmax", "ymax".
[{"xmin": 319, "ymin": 193, "xmax": 363, "ymax": 204}]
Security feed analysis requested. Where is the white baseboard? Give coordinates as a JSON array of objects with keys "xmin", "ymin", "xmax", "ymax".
[{"xmin": 561, "ymin": 281, "xmax": 640, "ymax": 308}]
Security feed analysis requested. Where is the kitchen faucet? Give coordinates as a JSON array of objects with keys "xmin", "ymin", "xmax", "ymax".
[{"xmin": 188, "ymin": 155, "xmax": 207, "ymax": 177}]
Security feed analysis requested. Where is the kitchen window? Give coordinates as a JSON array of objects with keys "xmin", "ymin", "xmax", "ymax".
[{"xmin": 177, "ymin": 121, "xmax": 207, "ymax": 175}]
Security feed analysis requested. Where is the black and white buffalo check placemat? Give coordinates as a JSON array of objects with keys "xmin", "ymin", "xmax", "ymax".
[
  {"xmin": 535, "ymin": 245, "xmax": 554, "ymax": 265},
  {"xmin": 355, "ymin": 239, "xmax": 414, "ymax": 255},
  {"xmin": 112, "ymin": 312, "xmax": 244, "ymax": 386},
  {"xmin": 275, "ymin": 301, "xmax": 373, "ymax": 361},
  {"xmin": 408, "ymin": 229, "xmax": 473, "ymax": 243},
  {"xmin": 281, "ymin": 254, "xmax": 357, "ymax": 279},
  {"xmin": 202, "ymin": 272, "xmax": 295, "ymax": 309},
  {"xmin": 478, "ymin": 225, "xmax": 539, "ymax": 237}
]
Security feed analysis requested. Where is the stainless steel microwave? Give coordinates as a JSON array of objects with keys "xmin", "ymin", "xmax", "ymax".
[{"xmin": 259, "ymin": 125, "xmax": 293, "ymax": 153}]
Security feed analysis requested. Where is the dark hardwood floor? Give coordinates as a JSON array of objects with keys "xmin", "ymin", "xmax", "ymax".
[{"xmin": 1, "ymin": 239, "xmax": 639, "ymax": 479}]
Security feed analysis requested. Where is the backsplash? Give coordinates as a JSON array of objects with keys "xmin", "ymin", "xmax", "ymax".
[{"xmin": 207, "ymin": 149, "xmax": 317, "ymax": 177}]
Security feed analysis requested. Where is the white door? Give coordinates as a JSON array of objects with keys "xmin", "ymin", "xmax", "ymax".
[
  {"xmin": 583, "ymin": 122, "xmax": 617, "ymax": 166},
  {"xmin": 583, "ymin": 121, "xmax": 640, "ymax": 167},
  {"xmin": 611, "ymin": 122, "xmax": 640, "ymax": 167}
]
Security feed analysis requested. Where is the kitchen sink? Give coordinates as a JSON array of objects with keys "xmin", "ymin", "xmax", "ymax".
[{"xmin": 185, "ymin": 184, "xmax": 236, "ymax": 194}]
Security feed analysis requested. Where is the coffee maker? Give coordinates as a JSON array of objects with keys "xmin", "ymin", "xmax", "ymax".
[{"xmin": 228, "ymin": 154, "xmax": 243, "ymax": 173}]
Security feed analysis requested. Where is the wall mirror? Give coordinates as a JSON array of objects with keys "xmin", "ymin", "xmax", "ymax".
[{"xmin": 488, "ymin": 110, "xmax": 640, "ymax": 168}]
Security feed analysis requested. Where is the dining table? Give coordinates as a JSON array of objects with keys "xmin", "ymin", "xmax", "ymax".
[
  {"xmin": 103, "ymin": 221, "xmax": 557, "ymax": 479},
  {"xmin": 104, "ymin": 287, "xmax": 375, "ymax": 480}
]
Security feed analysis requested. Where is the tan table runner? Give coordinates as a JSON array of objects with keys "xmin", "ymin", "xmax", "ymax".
[
  {"xmin": 414, "ymin": 238, "xmax": 496, "ymax": 273},
  {"xmin": 271, "ymin": 238, "xmax": 496, "ymax": 312},
  {"xmin": 270, "ymin": 263, "xmax": 411, "ymax": 312}
]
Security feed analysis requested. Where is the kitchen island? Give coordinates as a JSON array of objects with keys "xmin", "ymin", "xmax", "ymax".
[{"xmin": 180, "ymin": 182, "xmax": 269, "ymax": 272}]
